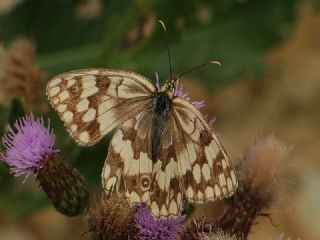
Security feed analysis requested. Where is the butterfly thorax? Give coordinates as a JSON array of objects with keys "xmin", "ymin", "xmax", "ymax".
[{"xmin": 151, "ymin": 91, "xmax": 172, "ymax": 162}]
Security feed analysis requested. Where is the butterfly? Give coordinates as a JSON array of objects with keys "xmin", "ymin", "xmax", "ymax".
[{"xmin": 46, "ymin": 67, "xmax": 237, "ymax": 217}]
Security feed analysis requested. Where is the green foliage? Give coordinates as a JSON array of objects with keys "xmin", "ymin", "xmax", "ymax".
[
  {"xmin": 0, "ymin": 0, "xmax": 315, "ymax": 220},
  {"xmin": 8, "ymin": 98, "xmax": 25, "ymax": 125},
  {"xmin": 312, "ymin": 0, "xmax": 320, "ymax": 9}
]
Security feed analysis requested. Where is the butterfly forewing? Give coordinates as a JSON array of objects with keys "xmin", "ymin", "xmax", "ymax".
[{"xmin": 46, "ymin": 69, "xmax": 156, "ymax": 145}]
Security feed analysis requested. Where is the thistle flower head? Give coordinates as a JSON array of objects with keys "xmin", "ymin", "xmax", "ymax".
[
  {"xmin": 238, "ymin": 135, "xmax": 290, "ymax": 202},
  {"xmin": 88, "ymin": 195, "xmax": 135, "ymax": 240},
  {"xmin": 1, "ymin": 114, "xmax": 58, "ymax": 179},
  {"xmin": 0, "ymin": 38, "xmax": 44, "ymax": 105},
  {"xmin": 201, "ymin": 229, "xmax": 240, "ymax": 240},
  {"xmin": 182, "ymin": 217, "xmax": 214, "ymax": 240},
  {"xmin": 174, "ymin": 80, "xmax": 205, "ymax": 109},
  {"xmin": 215, "ymin": 136, "xmax": 290, "ymax": 238},
  {"xmin": 1, "ymin": 114, "xmax": 88, "ymax": 216},
  {"xmin": 134, "ymin": 204, "xmax": 185, "ymax": 240}
]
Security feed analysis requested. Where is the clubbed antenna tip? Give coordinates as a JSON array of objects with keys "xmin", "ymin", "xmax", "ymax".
[{"xmin": 209, "ymin": 60, "xmax": 222, "ymax": 67}]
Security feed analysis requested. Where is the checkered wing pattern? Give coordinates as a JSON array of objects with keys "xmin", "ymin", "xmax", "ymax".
[
  {"xmin": 147, "ymin": 97, "xmax": 237, "ymax": 217},
  {"xmin": 46, "ymin": 69, "xmax": 155, "ymax": 146},
  {"xmin": 102, "ymin": 109, "xmax": 154, "ymax": 206},
  {"xmin": 102, "ymin": 107, "xmax": 184, "ymax": 217},
  {"xmin": 102, "ymin": 95, "xmax": 237, "ymax": 217},
  {"xmin": 172, "ymin": 97, "xmax": 237, "ymax": 203}
]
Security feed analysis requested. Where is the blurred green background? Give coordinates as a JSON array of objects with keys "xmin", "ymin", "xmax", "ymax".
[{"xmin": 1, "ymin": 0, "xmax": 320, "ymax": 239}]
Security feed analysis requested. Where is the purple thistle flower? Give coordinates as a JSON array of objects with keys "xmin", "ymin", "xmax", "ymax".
[
  {"xmin": 1, "ymin": 114, "xmax": 58, "ymax": 179},
  {"xmin": 1, "ymin": 114, "xmax": 88, "ymax": 216},
  {"xmin": 174, "ymin": 80, "xmax": 205, "ymax": 109},
  {"xmin": 204, "ymin": 115, "xmax": 216, "ymax": 128},
  {"xmin": 134, "ymin": 204, "xmax": 185, "ymax": 240}
]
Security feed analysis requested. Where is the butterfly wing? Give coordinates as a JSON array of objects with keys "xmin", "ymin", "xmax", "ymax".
[
  {"xmin": 103, "ymin": 98, "xmax": 185, "ymax": 217},
  {"xmin": 172, "ymin": 97, "xmax": 237, "ymax": 202},
  {"xmin": 104, "ymin": 95, "xmax": 237, "ymax": 217},
  {"xmin": 147, "ymin": 97, "xmax": 237, "ymax": 217},
  {"xmin": 46, "ymin": 68, "xmax": 156, "ymax": 145},
  {"xmin": 102, "ymin": 107, "xmax": 154, "ymax": 207},
  {"xmin": 148, "ymin": 112, "xmax": 185, "ymax": 217}
]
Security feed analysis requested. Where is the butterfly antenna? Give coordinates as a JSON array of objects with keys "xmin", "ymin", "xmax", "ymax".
[
  {"xmin": 158, "ymin": 20, "xmax": 173, "ymax": 80},
  {"xmin": 176, "ymin": 60, "xmax": 221, "ymax": 81}
]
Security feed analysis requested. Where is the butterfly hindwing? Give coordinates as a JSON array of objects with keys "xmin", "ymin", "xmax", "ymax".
[
  {"xmin": 46, "ymin": 68, "xmax": 156, "ymax": 145},
  {"xmin": 144, "ymin": 96, "xmax": 237, "ymax": 217},
  {"xmin": 102, "ymin": 108, "xmax": 154, "ymax": 207},
  {"xmin": 103, "ymin": 104, "xmax": 184, "ymax": 217},
  {"xmin": 149, "ymin": 114, "xmax": 184, "ymax": 217},
  {"xmin": 172, "ymin": 97, "xmax": 237, "ymax": 202}
]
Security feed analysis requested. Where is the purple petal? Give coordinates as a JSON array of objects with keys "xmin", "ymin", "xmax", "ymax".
[
  {"xmin": 134, "ymin": 204, "xmax": 185, "ymax": 240},
  {"xmin": 1, "ymin": 114, "xmax": 58, "ymax": 180},
  {"xmin": 174, "ymin": 81, "xmax": 204, "ymax": 109}
]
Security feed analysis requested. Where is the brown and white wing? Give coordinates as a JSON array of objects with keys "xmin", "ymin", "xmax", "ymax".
[
  {"xmin": 103, "ymin": 106, "xmax": 183, "ymax": 217},
  {"xmin": 172, "ymin": 97, "xmax": 238, "ymax": 203},
  {"xmin": 149, "ymin": 115, "xmax": 185, "ymax": 217},
  {"xmin": 46, "ymin": 68, "xmax": 156, "ymax": 145},
  {"xmin": 102, "ymin": 106, "xmax": 154, "ymax": 208}
]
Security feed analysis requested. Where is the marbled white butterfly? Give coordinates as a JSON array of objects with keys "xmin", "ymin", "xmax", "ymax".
[{"xmin": 46, "ymin": 23, "xmax": 237, "ymax": 217}]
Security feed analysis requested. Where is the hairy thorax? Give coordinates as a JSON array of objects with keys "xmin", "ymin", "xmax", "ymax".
[{"xmin": 151, "ymin": 92, "xmax": 172, "ymax": 162}]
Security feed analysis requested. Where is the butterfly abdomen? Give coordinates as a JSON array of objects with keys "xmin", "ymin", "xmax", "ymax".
[{"xmin": 151, "ymin": 92, "xmax": 172, "ymax": 162}]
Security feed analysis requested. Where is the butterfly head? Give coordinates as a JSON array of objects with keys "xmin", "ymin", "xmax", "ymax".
[{"xmin": 162, "ymin": 77, "xmax": 178, "ymax": 98}]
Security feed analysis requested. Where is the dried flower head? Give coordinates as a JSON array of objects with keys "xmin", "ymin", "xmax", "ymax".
[
  {"xmin": 215, "ymin": 136, "xmax": 290, "ymax": 238},
  {"xmin": 201, "ymin": 229, "xmax": 240, "ymax": 240},
  {"xmin": 88, "ymin": 195, "xmax": 135, "ymax": 240},
  {"xmin": 238, "ymin": 135, "xmax": 290, "ymax": 202},
  {"xmin": 0, "ymin": 0, "xmax": 22, "ymax": 14},
  {"xmin": 134, "ymin": 204, "xmax": 185, "ymax": 240},
  {"xmin": 1, "ymin": 114, "xmax": 88, "ymax": 216},
  {"xmin": 1, "ymin": 114, "xmax": 58, "ymax": 178},
  {"xmin": 0, "ymin": 38, "xmax": 44, "ymax": 105},
  {"xmin": 182, "ymin": 217, "xmax": 214, "ymax": 240}
]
